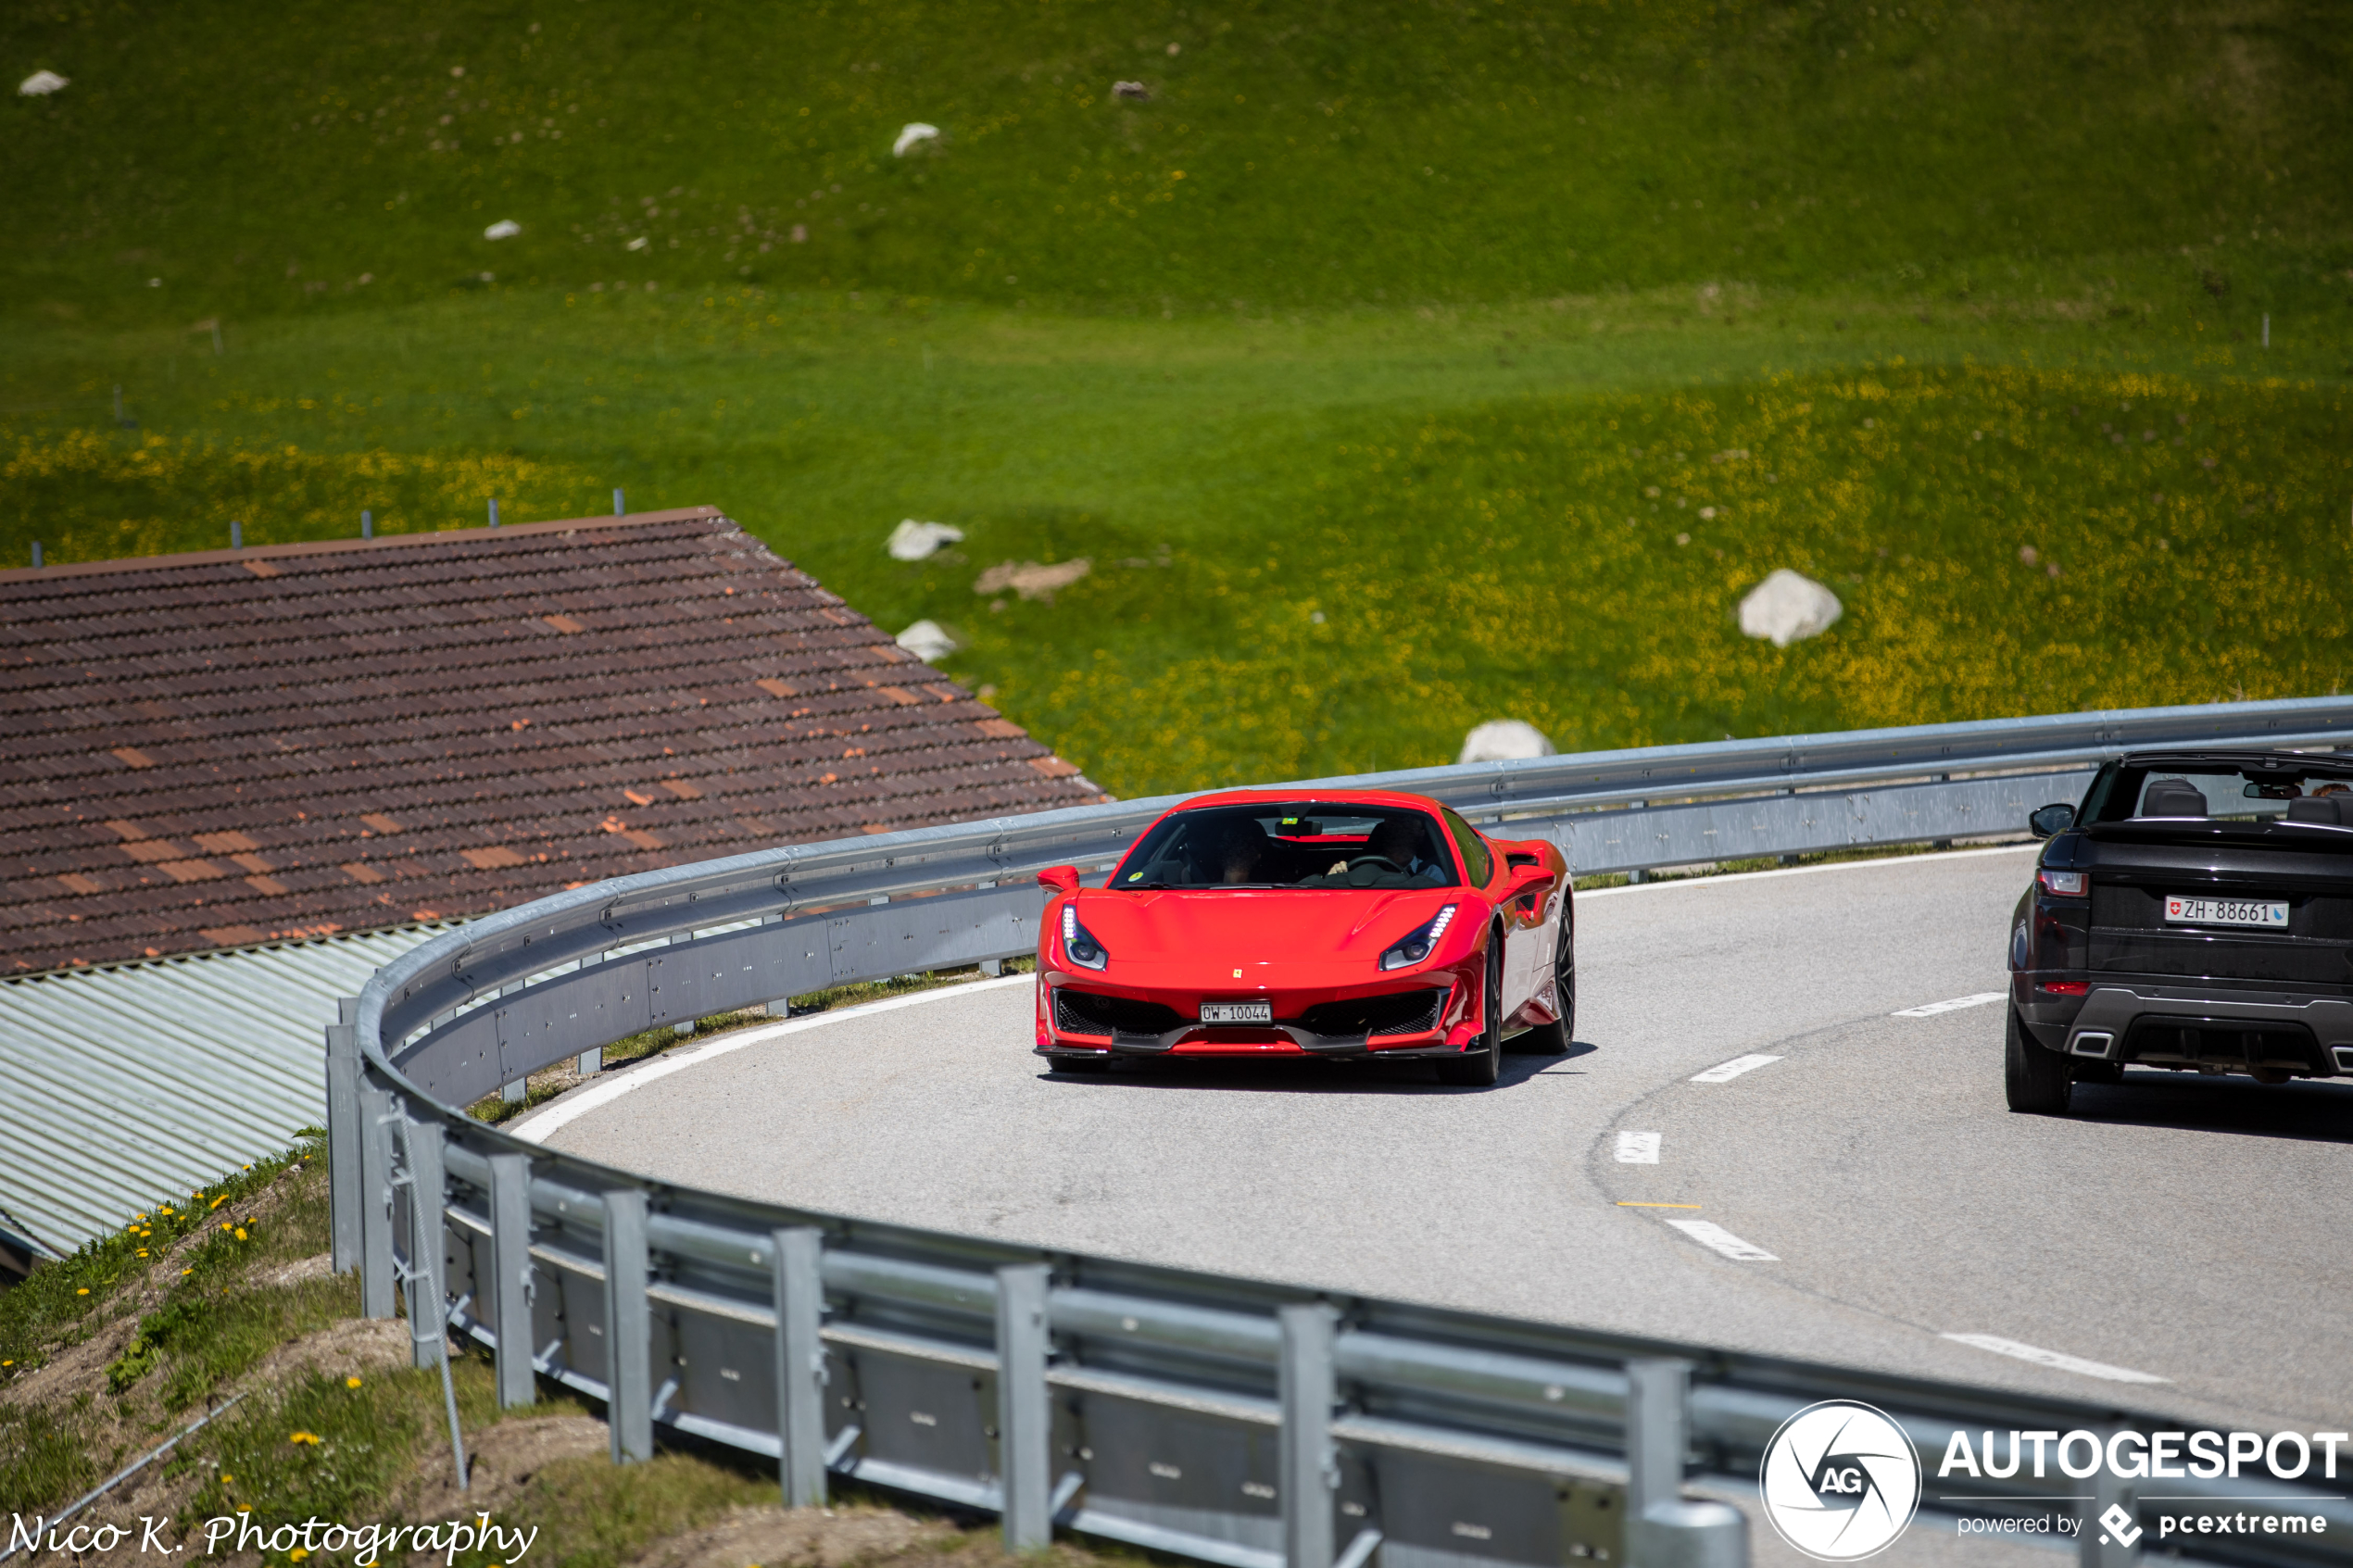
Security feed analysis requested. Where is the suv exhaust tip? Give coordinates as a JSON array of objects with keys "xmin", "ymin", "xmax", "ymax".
[
  {"xmin": 2332, "ymin": 1046, "xmax": 2353, "ymax": 1073},
  {"xmin": 2069, "ymin": 1030, "xmax": 2116, "ymax": 1060}
]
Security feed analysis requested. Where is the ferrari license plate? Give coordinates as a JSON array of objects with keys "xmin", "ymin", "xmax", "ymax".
[
  {"xmin": 1201, "ymin": 1001, "xmax": 1273, "ymax": 1023},
  {"xmin": 2163, "ymin": 895, "xmax": 2288, "ymax": 929}
]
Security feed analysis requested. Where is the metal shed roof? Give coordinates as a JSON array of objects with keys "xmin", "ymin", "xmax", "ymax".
[{"xmin": 0, "ymin": 924, "xmax": 449, "ymax": 1259}]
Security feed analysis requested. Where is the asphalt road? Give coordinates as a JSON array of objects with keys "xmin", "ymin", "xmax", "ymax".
[{"xmin": 525, "ymin": 843, "xmax": 2353, "ymax": 1452}]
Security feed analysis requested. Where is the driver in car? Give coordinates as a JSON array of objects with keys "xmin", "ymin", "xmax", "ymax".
[{"xmin": 1320, "ymin": 817, "xmax": 1449, "ymax": 884}]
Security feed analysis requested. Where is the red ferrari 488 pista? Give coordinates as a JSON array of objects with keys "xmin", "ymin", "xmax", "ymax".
[{"xmin": 1032, "ymin": 790, "xmax": 1573, "ymax": 1085}]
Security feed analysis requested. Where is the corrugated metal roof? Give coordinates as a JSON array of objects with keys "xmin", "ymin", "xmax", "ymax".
[{"xmin": 0, "ymin": 924, "xmax": 451, "ymax": 1258}]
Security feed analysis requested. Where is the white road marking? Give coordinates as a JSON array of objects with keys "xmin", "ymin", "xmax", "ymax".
[
  {"xmin": 1939, "ymin": 1333, "xmax": 2170, "ymax": 1385},
  {"xmin": 1615, "ymin": 1131, "xmax": 1661, "ymax": 1163},
  {"xmin": 510, "ymin": 973, "xmax": 1035, "ymax": 1144},
  {"xmin": 1665, "ymin": 1220, "xmax": 1778, "ymax": 1261},
  {"xmin": 1894, "ymin": 991, "xmax": 2007, "ymax": 1018},
  {"xmin": 1690, "ymin": 1053, "xmax": 1781, "ymax": 1084}
]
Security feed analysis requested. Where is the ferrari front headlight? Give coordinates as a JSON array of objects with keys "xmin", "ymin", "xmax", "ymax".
[
  {"xmin": 1379, "ymin": 905, "xmax": 1458, "ymax": 971},
  {"xmin": 1061, "ymin": 903, "xmax": 1109, "ymax": 971}
]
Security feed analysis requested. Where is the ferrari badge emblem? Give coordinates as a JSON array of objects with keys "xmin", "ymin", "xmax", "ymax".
[{"xmin": 1232, "ymin": 968, "xmax": 1242, "ymax": 979}]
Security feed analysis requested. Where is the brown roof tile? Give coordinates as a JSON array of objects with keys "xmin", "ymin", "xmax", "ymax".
[{"xmin": 0, "ymin": 508, "xmax": 1102, "ymax": 974}]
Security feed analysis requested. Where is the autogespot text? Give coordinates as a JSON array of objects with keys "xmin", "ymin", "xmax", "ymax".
[{"xmin": 1940, "ymin": 1428, "xmax": 2351, "ymax": 1482}]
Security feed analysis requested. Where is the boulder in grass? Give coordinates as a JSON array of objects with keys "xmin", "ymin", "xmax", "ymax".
[
  {"xmin": 974, "ymin": 558, "xmax": 1091, "ymax": 602},
  {"xmin": 483, "ymin": 219, "xmax": 522, "ymax": 240},
  {"xmin": 19, "ymin": 70, "xmax": 68, "ymax": 95},
  {"xmin": 1458, "ymin": 720, "xmax": 1555, "ymax": 766},
  {"xmin": 893, "ymin": 122, "xmax": 939, "ymax": 157},
  {"xmin": 887, "ymin": 520, "xmax": 964, "ymax": 561},
  {"xmin": 1738, "ymin": 569, "xmax": 1843, "ymax": 647},
  {"xmin": 1112, "ymin": 81, "xmax": 1151, "ymax": 101},
  {"xmin": 895, "ymin": 619, "xmax": 957, "ymax": 663}
]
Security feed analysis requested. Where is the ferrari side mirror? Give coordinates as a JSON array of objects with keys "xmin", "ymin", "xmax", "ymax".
[
  {"xmin": 1504, "ymin": 859, "xmax": 1554, "ymax": 900},
  {"xmin": 2027, "ymin": 803, "xmax": 2076, "ymax": 839},
  {"xmin": 1038, "ymin": 864, "xmax": 1082, "ymax": 896}
]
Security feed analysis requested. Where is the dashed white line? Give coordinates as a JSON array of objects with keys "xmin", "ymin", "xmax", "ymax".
[
  {"xmin": 1690, "ymin": 1053, "xmax": 1781, "ymax": 1084},
  {"xmin": 1894, "ymin": 991, "xmax": 2007, "ymax": 1018},
  {"xmin": 1940, "ymin": 1333, "xmax": 2170, "ymax": 1385},
  {"xmin": 1665, "ymin": 1220, "xmax": 1778, "ymax": 1261},
  {"xmin": 1615, "ymin": 1131, "xmax": 1661, "ymax": 1164}
]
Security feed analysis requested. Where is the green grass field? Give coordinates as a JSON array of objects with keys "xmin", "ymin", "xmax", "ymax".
[{"xmin": 6, "ymin": 1, "xmax": 2350, "ymax": 796}]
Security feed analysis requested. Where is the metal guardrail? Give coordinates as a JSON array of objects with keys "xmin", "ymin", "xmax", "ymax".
[{"xmin": 335, "ymin": 697, "xmax": 2353, "ymax": 1568}]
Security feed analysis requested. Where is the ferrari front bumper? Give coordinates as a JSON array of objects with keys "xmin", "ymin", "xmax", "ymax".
[{"xmin": 1040, "ymin": 981, "xmax": 1462, "ymax": 1059}]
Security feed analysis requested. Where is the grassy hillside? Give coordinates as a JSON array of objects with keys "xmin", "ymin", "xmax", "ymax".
[{"xmin": 4, "ymin": 1, "xmax": 2350, "ymax": 796}]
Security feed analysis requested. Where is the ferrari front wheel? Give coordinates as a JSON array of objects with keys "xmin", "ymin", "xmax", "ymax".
[{"xmin": 1436, "ymin": 930, "xmax": 1504, "ymax": 1086}]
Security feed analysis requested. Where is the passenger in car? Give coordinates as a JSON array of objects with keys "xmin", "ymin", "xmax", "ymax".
[{"xmin": 1218, "ymin": 818, "xmax": 1273, "ymax": 884}]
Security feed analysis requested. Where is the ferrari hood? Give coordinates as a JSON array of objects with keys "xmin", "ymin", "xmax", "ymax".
[{"xmin": 1069, "ymin": 887, "xmax": 1454, "ymax": 964}]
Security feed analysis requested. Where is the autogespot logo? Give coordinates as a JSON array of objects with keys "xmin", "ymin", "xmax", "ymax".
[{"xmin": 1760, "ymin": 1400, "xmax": 1925, "ymax": 1562}]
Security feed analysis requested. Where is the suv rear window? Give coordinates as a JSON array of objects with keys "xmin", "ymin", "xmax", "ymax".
[{"xmin": 2083, "ymin": 760, "xmax": 2353, "ymax": 824}]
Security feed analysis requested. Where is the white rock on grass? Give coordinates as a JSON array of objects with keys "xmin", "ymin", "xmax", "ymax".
[
  {"xmin": 893, "ymin": 122, "xmax": 939, "ymax": 157},
  {"xmin": 1458, "ymin": 720, "xmax": 1556, "ymax": 765},
  {"xmin": 483, "ymin": 219, "xmax": 522, "ymax": 240},
  {"xmin": 895, "ymin": 620, "xmax": 957, "ymax": 662},
  {"xmin": 887, "ymin": 519, "xmax": 964, "ymax": 560},
  {"xmin": 1738, "ymin": 569, "xmax": 1843, "ymax": 647},
  {"xmin": 974, "ymin": 558, "xmax": 1090, "ymax": 601},
  {"xmin": 19, "ymin": 70, "xmax": 68, "ymax": 95}
]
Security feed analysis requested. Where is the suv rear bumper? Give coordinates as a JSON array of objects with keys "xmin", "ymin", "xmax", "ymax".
[{"xmin": 2032, "ymin": 981, "xmax": 2353, "ymax": 1077}]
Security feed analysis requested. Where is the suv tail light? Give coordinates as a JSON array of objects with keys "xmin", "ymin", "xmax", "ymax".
[{"xmin": 2038, "ymin": 868, "xmax": 2087, "ymax": 897}]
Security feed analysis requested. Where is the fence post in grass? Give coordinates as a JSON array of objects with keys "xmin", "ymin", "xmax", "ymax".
[
  {"xmin": 359, "ymin": 1085, "xmax": 397, "ymax": 1318},
  {"xmin": 489, "ymin": 1152, "xmax": 538, "ymax": 1409},
  {"xmin": 602, "ymin": 1189, "xmax": 654, "ymax": 1462},
  {"xmin": 1280, "ymin": 1302, "xmax": 1339, "ymax": 1568},
  {"xmin": 613, "ymin": 487, "xmax": 625, "ymax": 516},
  {"xmin": 772, "ymin": 1227, "xmax": 828, "ymax": 1507},
  {"xmin": 326, "ymin": 1000, "xmax": 361, "ymax": 1274},
  {"xmin": 488, "ymin": 497, "xmax": 500, "ymax": 528},
  {"xmin": 362, "ymin": 509, "xmax": 373, "ymax": 540},
  {"xmin": 30, "ymin": 542, "xmax": 40, "ymax": 569},
  {"xmin": 231, "ymin": 521, "xmax": 243, "ymax": 551},
  {"xmin": 995, "ymin": 1263, "xmax": 1053, "ymax": 1549}
]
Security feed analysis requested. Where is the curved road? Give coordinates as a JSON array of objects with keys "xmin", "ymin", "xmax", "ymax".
[{"xmin": 522, "ymin": 845, "xmax": 2353, "ymax": 1442}]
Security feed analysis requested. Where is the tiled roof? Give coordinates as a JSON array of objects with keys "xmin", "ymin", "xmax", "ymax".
[{"xmin": 0, "ymin": 508, "xmax": 1101, "ymax": 975}]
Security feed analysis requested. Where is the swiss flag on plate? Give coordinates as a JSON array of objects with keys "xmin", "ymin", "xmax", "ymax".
[{"xmin": 2168, "ymin": 899, "xmax": 2182, "ymax": 915}]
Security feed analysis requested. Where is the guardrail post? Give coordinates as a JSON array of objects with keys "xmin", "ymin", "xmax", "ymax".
[
  {"xmin": 404, "ymin": 1116, "xmax": 448, "ymax": 1370},
  {"xmin": 772, "ymin": 1227, "xmax": 827, "ymax": 1507},
  {"xmin": 489, "ymin": 1153, "xmax": 537, "ymax": 1409},
  {"xmin": 327, "ymin": 999, "xmax": 361, "ymax": 1274},
  {"xmin": 1625, "ymin": 1360, "xmax": 1745, "ymax": 1568},
  {"xmin": 359, "ymin": 1085, "xmax": 397, "ymax": 1319},
  {"xmin": 995, "ymin": 1264, "xmax": 1053, "ymax": 1549},
  {"xmin": 2083, "ymin": 1427, "xmax": 2138, "ymax": 1568},
  {"xmin": 1280, "ymin": 1302, "xmax": 1340, "ymax": 1568},
  {"xmin": 602, "ymin": 1189, "xmax": 654, "ymax": 1463}
]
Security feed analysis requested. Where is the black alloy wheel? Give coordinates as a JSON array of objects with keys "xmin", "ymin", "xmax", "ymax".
[
  {"xmin": 1512, "ymin": 915, "xmax": 1575, "ymax": 1055},
  {"xmin": 2003, "ymin": 1005, "xmax": 2071, "ymax": 1114},
  {"xmin": 1436, "ymin": 926, "xmax": 1505, "ymax": 1086}
]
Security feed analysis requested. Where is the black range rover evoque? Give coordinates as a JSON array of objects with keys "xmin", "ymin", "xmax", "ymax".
[{"xmin": 2007, "ymin": 749, "xmax": 2353, "ymax": 1114}]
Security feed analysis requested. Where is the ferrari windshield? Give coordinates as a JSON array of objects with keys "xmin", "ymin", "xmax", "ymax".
[{"xmin": 1113, "ymin": 803, "xmax": 1460, "ymax": 890}]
